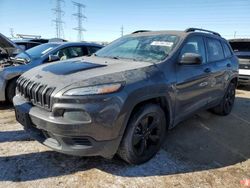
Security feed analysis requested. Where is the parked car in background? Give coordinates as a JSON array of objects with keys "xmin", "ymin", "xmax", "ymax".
[
  {"xmin": 0, "ymin": 33, "xmax": 103, "ymax": 102},
  {"xmin": 13, "ymin": 38, "xmax": 68, "ymax": 52},
  {"xmin": 229, "ymin": 39, "xmax": 250, "ymax": 85},
  {"xmin": 13, "ymin": 28, "xmax": 238, "ymax": 164},
  {"xmin": 13, "ymin": 39, "xmax": 49, "ymax": 51}
]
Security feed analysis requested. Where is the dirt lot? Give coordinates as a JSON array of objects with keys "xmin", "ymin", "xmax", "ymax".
[{"xmin": 0, "ymin": 87, "xmax": 250, "ymax": 188}]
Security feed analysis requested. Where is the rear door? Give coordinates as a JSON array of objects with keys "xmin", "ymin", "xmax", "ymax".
[
  {"xmin": 205, "ymin": 37, "xmax": 231, "ymax": 104},
  {"xmin": 175, "ymin": 35, "xmax": 212, "ymax": 121}
]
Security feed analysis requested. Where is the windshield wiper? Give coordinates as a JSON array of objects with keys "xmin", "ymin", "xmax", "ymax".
[
  {"xmin": 110, "ymin": 56, "xmax": 120, "ymax": 59},
  {"xmin": 100, "ymin": 56, "xmax": 120, "ymax": 60}
]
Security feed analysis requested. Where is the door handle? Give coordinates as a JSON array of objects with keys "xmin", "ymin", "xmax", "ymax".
[
  {"xmin": 204, "ymin": 68, "xmax": 211, "ymax": 73},
  {"xmin": 227, "ymin": 63, "xmax": 232, "ymax": 67}
]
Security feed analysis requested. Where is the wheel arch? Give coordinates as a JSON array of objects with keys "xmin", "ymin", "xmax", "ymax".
[
  {"xmin": 118, "ymin": 94, "xmax": 174, "ymax": 141},
  {"xmin": 5, "ymin": 76, "xmax": 19, "ymax": 101},
  {"xmin": 128, "ymin": 96, "xmax": 172, "ymax": 129},
  {"xmin": 230, "ymin": 76, "xmax": 238, "ymax": 86}
]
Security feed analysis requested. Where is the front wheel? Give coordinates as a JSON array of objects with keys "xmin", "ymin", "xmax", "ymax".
[
  {"xmin": 118, "ymin": 104, "xmax": 167, "ymax": 164},
  {"xmin": 211, "ymin": 82, "xmax": 236, "ymax": 116}
]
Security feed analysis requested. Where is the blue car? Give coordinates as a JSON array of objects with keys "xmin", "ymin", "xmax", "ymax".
[{"xmin": 0, "ymin": 33, "xmax": 103, "ymax": 102}]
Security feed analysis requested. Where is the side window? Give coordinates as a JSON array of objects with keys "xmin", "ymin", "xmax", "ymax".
[
  {"xmin": 54, "ymin": 46, "xmax": 84, "ymax": 60},
  {"xmin": 81, "ymin": 46, "xmax": 89, "ymax": 56},
  {"xmin": 180, "ymin": 36, "xmax": 206, "ymax": 63},
  {"xmin": 88, "ymin": 46, "xmax": 102, "ymax": 55},
  {"xmin": 222, "ymin": 42, "xmax": 232, "ymax": 58},
  {"xmin": 206, "ymin": 38, "xmax": 224, "ymax": 62}
]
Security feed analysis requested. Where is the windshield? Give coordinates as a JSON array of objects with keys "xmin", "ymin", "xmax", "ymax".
[
  {"xmin": 16, "ymin": 43, "xmax": 59, "ymax": 60},
  {"xmin": 230, "ymin": 42, "xmax": 250, "ymax": 52},
  {"xmin": 95, "ymin": 34, "xmax": 179, "ymax": 63}
]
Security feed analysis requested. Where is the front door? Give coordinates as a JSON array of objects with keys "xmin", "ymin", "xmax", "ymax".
[{"xmin": 175, "ymin": 35, "xmax": 211, "ymax": 122}]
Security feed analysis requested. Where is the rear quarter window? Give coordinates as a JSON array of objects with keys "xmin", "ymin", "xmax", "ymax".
[
  {"xmin": 222, "ymin": 42, "xmax": 232, "ymax": 58},
  {"xmin": 207, "ymin": 38, "xmax": 224, "ymax": 62}
]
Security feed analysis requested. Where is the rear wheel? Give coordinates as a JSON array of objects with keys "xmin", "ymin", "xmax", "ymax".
[
  {"xmin": 211, "ymin": 82, "xmax": 236, "ymax": 116},
  {"xmin": 118, "ymin": 104, "xmax": 166, "ymax": 164},
  {"xmin": 6, "ymin": 78, "xmax": 18, "ymax": 103}
]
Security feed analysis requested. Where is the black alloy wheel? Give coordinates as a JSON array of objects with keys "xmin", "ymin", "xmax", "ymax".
[
  {"xmin": 211, "ymin": 82, "xmax": 236, "ymax": 116},
  {"xmin": 132, "ymin": 113, "xmax": 162, "ymax": 156},
  {"xmin": 118, "ymin": 104, "xmax": 167, "ymax": 164}
]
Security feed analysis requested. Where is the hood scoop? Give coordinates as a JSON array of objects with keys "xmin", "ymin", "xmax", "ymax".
[{"xmin": 42, "ymin": 61, "xmax": 107, "ymax": 75}]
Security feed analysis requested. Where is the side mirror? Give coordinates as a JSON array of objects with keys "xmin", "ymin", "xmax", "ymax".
[
  {"xmin": 179, "ymin": 53, "xmax": 202, "ymax": 65},
  {"xmin": 48, "ymin": 55, "xmax": 60, "ymax": 62}
]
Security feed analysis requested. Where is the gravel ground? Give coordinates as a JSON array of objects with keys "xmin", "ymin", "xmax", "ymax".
[{"xmin": 0, "ymin": 87, "xmax": 250, "ymax": 188}]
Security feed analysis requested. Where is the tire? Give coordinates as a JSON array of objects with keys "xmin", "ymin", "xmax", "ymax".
[
  {"xmin": 6, "ymin": 78, "xmax": 18, "ymax": 103},
  {"xmin": 118, "ymin": 104, "xmax": 167, "ymax": 165},
  {"xmin": 211, "ymin": 82, "xmax": 236, "ymax": 116}
]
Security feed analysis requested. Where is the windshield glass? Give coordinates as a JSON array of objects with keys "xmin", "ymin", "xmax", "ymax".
[
  {"xmin": 230, "ymin": 42, "xmax": 250, "ymax": 52},
  {"xmin": 16, "ymin": 43, "xmax": 59, "ymax": 60},
  {"xmin": 95, "ymin": 34, "xmax": 179, "ymax": 63}
]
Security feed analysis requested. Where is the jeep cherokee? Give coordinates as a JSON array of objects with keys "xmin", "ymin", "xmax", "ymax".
[{"xmin": 13, "ymin": 28, "xmax": 238, "ymax": 164}]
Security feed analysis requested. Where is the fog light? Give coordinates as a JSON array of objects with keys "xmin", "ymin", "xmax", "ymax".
[{"xmin": 63, "ymin": 110, "xmax": 91, "ymax": 123}]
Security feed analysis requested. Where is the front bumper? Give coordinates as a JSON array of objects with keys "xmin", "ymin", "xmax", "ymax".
[
  {"xmin": 239, "ymin": 75, "xmax": 250, "ymax": 85},
  {"xmin": 13, "ymin": 94, "xmax": 126, "ymax": 158},
  {"xmin": 238, "ymin": 68, "xmax": 250, "ymax": 85}
]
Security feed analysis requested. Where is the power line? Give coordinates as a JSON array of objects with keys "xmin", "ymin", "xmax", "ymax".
[
  {"xmin": 72, "ymin": 1, "xmax": 86, "ymax": 41},
  {"xmin": 52, "ymin": 0, "xmax": 65, "ymax": 39}
]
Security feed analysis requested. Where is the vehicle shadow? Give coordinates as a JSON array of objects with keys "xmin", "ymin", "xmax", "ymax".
[
  {"xmin": 0, "ymin": 96, "xmax": 249, "ymax": 182},
  {"xmin": 237, "ymin": 85, "xmax": 250, "ymax": 91},
  {"xmin": 0, "ymin": 102, "xmax": 13, "ymax": 110},
  {"xmin": 0, "ymin": 130, "xmax": 33, "ymax": 143}
]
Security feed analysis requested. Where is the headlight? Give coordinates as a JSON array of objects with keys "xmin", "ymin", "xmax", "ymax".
[{"xmin": 63, "ymin": 83, "xmax": 123, "ymax": 96}]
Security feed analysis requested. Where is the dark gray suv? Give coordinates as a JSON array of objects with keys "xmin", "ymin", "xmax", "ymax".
[{"xmin": 13, "ymin": 28, "xmax": 238, "ymax": 164}]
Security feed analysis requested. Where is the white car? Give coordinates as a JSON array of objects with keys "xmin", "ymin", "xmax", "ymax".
[{"xmin": 229, "ymin": 39, "xmax": 250, "ymax": 85}]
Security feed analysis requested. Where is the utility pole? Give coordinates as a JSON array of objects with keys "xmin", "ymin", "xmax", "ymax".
[
  {"xmin": 234, "ymin": 31, "xmax": 237, "ymax": 38},
  {"xmin": 72, "ymin": 1, "xmax": 86, "ymax": 41},
  {"xmin": 52, "ymin": 0, "xmax": 65, "ymax": 39},
  {"xmin": 121, "ymin": 25, "xmax": 124, "ymax": 37},
  {"xmin": 9, "ymin": 28, "xmax": 15, "ymax": 38}
]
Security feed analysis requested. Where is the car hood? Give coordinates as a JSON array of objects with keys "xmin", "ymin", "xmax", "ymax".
[
  {"xmin": 0, "ymin": 33, "xmax": 23, "ymax": 56},
  {"xmin": 235, "ymin": 51, "xmax": 250, "ymax": 57},
  {"xmin": 20, "ymin": 56, "xmax": 154, "ymax": 90}
]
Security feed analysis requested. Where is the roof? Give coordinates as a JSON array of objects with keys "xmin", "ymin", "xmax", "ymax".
[
  {"xmin": 48, "ymin": 41, "xmax": 103, "ymax": 47},
  {"xmin": 228, "ymin": 38, "xmax": 250, "ymax": 42},
  {"xmin": 13, "ymin": 40, "xmax": 42, "ymax": 44},
  {"xmin": 128, "ymin": 28, "xmax": 225, "ymax": 40},
  {"xmin": 128, "ymin": 30, "xmax": 188, "ymax": 37}
]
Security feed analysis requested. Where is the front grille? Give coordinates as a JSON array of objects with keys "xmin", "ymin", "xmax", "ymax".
[
  {"xmin": 239, "ymin": 64, "xmax": 250, "ymax": 69},
  {"xmin": 16, "ymin": 77, "xmax": 56, "ymax": 110}
]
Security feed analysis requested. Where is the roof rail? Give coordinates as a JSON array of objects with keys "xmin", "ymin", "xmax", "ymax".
[
  {"xmin": 132, "ymin": 30, "xmax": 151, "ymax": 34},
  {"xmin": 185, "ymin": 28, "xmax": 221, "ymax": 37}
]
